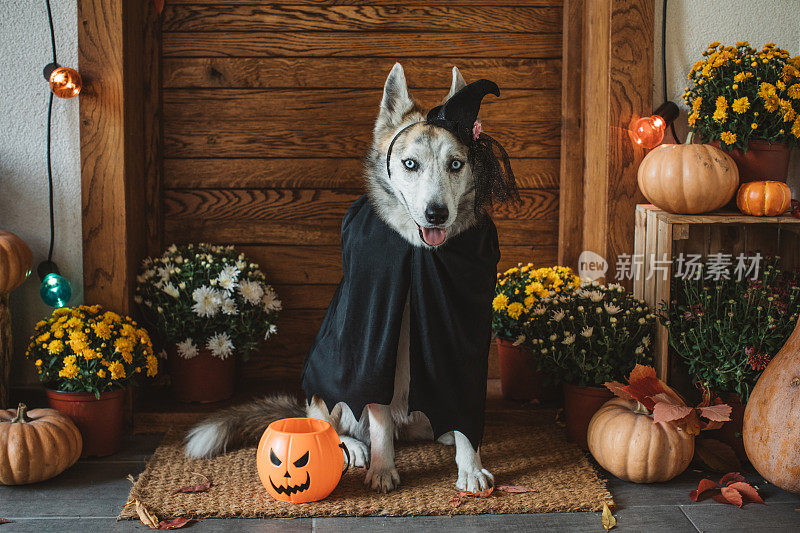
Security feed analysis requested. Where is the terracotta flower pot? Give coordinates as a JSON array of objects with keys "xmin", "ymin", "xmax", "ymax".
[
  {"xmin": 563, "ymin": 382, "xmax": 613, "ymax": 450},
  {"xmin": 167, "ymin": 346, "xmax": 235, "ymax": 403},
  {"xmin": 46, "ymin": 388, "xmax": 125, "ymax": 457},
  {"xmin": 495, "ymin": 338, "xmax": 560, "ymax": 403},
  {"xmin": 710, "ymin": 140, "xmax": 790, "ymax": 184},
  {"xmin": 709, "ymin": 393, "xmax": 747, "ymax": 461}
]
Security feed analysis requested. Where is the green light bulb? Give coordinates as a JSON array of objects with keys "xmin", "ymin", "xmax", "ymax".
[{"xmin": 40, "ymin": 273, "xmax": 71, "ymax": 308}]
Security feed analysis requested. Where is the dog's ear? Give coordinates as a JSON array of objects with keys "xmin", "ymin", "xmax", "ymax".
[
  {"xmin": 443, "ymin": 66, "xmax": 467, "ymax": 103},
  {"xmin": 378, "ymin": 63, "xmax": 414, "ymax": 128}
]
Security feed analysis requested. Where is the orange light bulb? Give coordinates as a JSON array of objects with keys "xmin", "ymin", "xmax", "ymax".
[
  {"xmin": 631, "ymin": 115, "xmax": 666, "ymax": 149},
  {"xmin": 49, "ymin": 67, "xmax": 82, "ymax": 99}
]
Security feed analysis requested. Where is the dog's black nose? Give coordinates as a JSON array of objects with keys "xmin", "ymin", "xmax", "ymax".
[{"xmin": 425, "ymin": 204, "xmax": 449, "ymax": 225}]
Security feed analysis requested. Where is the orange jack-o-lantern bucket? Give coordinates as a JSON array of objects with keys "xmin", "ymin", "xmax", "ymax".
[{"xmin": 256, "ymin": 417, "xmax": 350, "ymax": 503}]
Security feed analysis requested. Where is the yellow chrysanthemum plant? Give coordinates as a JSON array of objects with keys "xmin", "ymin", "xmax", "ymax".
[
  {"xmin": 491, "ymin": 264, "xmax": 581, "ymax": 346},
  {"xmin": 684, "ymin": 41, "xmax": 800, "ymax": 151},
  {"xmin": 26, "ymin": 305, "xmax": 158, "ymax": 397}
]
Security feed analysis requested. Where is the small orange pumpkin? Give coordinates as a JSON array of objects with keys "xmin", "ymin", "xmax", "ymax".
[
  {"xmin": 256, "ymin": 418, "xmax": 348, "ymax": 503},
  {"xmin": 587, "ymin": 398, "xmax": 694, "ymax": 483},
  {"xmin": 0, "ymin": 230, "xmax": 33, "ymax": 294},
  {"xmin": 736, "ymin": 180, "xmax": 792, "ymax": 216}
]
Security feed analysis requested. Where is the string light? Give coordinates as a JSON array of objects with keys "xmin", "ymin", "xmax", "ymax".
[{"xmin": 44, "ymin": 64, "xmax": 82, "ymax": 99}]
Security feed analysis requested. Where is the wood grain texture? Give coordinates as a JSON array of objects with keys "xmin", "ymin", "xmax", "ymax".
[
  {"xmin": 163, "ymin": 57, "xmax": 562, "ymax": 89},
  {"xmin": 163, "ymin": 32, "xmax": 562, "ymax": 58},
  {"xmin": 163, "ymin": 121, "xmax": 561, "ymax": 158},
  {"xmin": 163, "ymin": 189, "xmax": 559, "ymax": 222},
  {"xmin": 164, "ymin": 218, "xmax": 558, "ymax": 247},
  {"xmin": 169, "ymin": 0, "xmax": 562, "ymax": 5},
  {"xmin": 163, "ymin": 5, "xmax": 562, "ymax": 33},
  {"xmin": 163, "ymin": 88, "xmax": 561, "ymax": 122},
  {"xmin": 143, "ymin": 1, "xmax": 163, "ymax": 256},
  {"xmin": 557, "ymin": 0, "xmax": 583, "ymax": 269},
  {"xmin": 163, "ymin": 157, "xmax": 560, "ymax": 189}
]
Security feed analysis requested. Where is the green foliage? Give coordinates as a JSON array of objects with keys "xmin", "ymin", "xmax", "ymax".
[{"xmin": 660, "ymin": 261, "xmax": 800, "ymax": 402}]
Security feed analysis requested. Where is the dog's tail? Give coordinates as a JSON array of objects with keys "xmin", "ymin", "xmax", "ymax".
[{"xmin": 184, "ymin": 394, "xmax": 306, "ymax": 459}]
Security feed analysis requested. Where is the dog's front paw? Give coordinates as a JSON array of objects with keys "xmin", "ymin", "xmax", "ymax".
[
  {"xmin": 364, "ymin": 465, "xmax": 400, "ymax": 493},
  {"xmin": 340, "ymin": 436, "xmax": 369, "ymax": 469},
  {"xmin": 456, "ymin": 467, "xmax": 494, "ymax": 493}
]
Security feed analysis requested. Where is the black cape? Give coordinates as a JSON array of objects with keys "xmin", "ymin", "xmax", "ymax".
[{"xmin": 301, "ymin": 196, "xmax": 499, "ymax": 448}]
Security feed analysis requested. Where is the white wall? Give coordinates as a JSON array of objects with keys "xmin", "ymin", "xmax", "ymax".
[
  {"xmin": 655, "ymin": 0, "xmax": 800, "ymax": 194},
  {"xmin": 0, "ymin": 0, "xmax": 81, "ymax": 387}
]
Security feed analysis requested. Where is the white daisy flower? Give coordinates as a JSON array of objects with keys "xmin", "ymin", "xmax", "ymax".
[
  {"xmin": 177, "ymin": 338, "xmax": 198, "ymax": 359},
  {"xmin": 157, "ymin": 263, "xmax": 172, "ymax": 283},
  {"xmin": 220, "ymin": 296, "xmax": 239, "ymax": 315},
  {"xmin": 580, "ymin": 326, "xmax": 594, "ymax": 338},
  {"xmin": 562, "ymin": 334, "xmax": 576, "ymax": 345},
  {"xmin": 532, "ymin": 306, "xmax": 547, "ymax": 316},
  {"xmin": 604, "ymin": 302, "xmax": 622, "ymax": 315},
  {"xmin": 262, "ymin": 287, "xmax": 282, "ymax": 312},
  {"xmin": 162, "ymin": 282, "xmax": 180, "ymax": 298},
  {"xmin": 635, "ymin": 345, "xmax": 644, "ymax": 355},
  {"xmin": 217, "ymin": 265, "xmax": 240, "ymax": 293},
  {"xmin": 207, "ymin": 332, "xmax": 234, "ymax": 360},
  {"xmin": 192, "ymin": 286, "xmax": 221, "ymax": 317},
  {"xmin": 264, "ymin": 323, "xmax": 278, "ymax": 340},
  {"xmin": 235, "ymin": 260, "xmax": 247, "ymax": 270},
  {"xmin": 134, "ymin": 295, "xmax": 143, "ymax": 304},
  {"xmin": 549, "ymin": 333, "xmax": 558, "ymax": 341},
  {"xmin": 641, "ymin": 334, "xmax": 651, "ymax": 347},
  {"xmin": 552, "ymin": 309, "xmax": 566, "ymax": 322},
  {"xmin": 237, "ymin": 280, "xmax": 264, "ymax": 305},
  {"xmin": 168, "ymin": 244, "xmax": 178, "ymax": 254},
  {"xmin": 512, "ymin": 335, "xmax": 526, "ymax": 346}
]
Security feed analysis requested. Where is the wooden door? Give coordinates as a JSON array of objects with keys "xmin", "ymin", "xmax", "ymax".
[{"xmin": 158, "ymin": 0, "xmax": 564, "ymax": 381}]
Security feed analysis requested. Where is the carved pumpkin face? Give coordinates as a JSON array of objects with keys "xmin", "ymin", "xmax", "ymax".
[{"xmin": 256, "ymin": 417, "xmax": 345, "ymax": 503}]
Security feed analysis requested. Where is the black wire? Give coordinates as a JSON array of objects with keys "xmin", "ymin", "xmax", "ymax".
[
  {"xmin": 661, "ymin": 0, "xmax": 679, "ymax": 143},
  {"xmin": 45, "ymin": 0, "xmax": 57, "ymax": 64},
  {"xmin": 44, "ymin": 0, "xmax": 57, "ymax": 262}
]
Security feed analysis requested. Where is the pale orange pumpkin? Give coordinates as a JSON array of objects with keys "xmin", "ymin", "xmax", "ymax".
[
  {"xmin": 743, "ymin": 316, "xmax": 800, "ymax": 493},
  {"xmin": 736, "ymin": 180, "xmax": 792, "ymax": 216},
  {"xmin": 0, "ymin": 230, "xmax": 32, "ymax": 294},
  {"xmin": 587, "ymin": 398, "xmax": 695, "ymax": 483},
  {"xmin": 0, "ymin": 403, "xmax": 82, "ymax": 485},
  {"xmin": 637, "ymin": 143, "xmax": 739, "ymax": 214}
]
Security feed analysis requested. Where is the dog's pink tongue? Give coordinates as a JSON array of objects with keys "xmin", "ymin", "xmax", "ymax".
[{"xmin": 422, "ymin": 227, "xmax": 446, "ymax": 246}]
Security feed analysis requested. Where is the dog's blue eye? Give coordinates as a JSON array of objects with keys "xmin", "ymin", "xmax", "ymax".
[
  {"xmin": 450, "ymin": 160, "xmax": 463, "ymax": 171},
  {"xmin": 402, "ymin": 159, "xmax": 418, "ymax": 171}
]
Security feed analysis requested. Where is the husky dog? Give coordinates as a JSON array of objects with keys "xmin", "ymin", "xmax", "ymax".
[{"xmin": 185, "ymin": 64, "xmax": 499, "ymax": 493}]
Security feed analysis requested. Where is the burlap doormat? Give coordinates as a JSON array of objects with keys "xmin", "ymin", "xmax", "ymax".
[{"xmin": 120, "ymin": 419, "xmax": 612, "ymax": 519}]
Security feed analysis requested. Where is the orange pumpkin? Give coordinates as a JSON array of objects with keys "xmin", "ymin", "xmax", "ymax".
[
  {"xmin": 0, "ymin": 403, "xmax": 82, "ymax": 485},
  {"xmin": 0, "ymin": 230, "xmax": 32, "ymax": 294},
  {"xmin": 587, "ymin": 398, "xmax": 694, "ymax": 483},
  {"xmin": 743, "ymin": 316, "xmax": 800, "ymax": 493},
  {"xmin": 637, "ymin": 143, "xmax": 739, "ymax": 214},
  {"xmin": 257, "ymin": 418, "xmax": 348, "ymax": 503},
  {"xmin": 736, "ymin": 180, "xmax": 792, "ymax": 216}
]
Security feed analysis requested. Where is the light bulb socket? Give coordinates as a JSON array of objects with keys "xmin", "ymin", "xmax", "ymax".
[
  {"xmin": 653, "ymin": 101, "xmax": 679, "ymax": 126},
  {"xmin": 43, "ymin": 62, "xmax": 59, "ymax": 82},
  {"xmin": 37, "ymin": 260, "xmax": 60, "ymax": 281}
]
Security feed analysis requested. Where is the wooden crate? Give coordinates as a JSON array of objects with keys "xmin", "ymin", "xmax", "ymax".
[{"xmin": 632, "ymin": 204, "xmax": 800, "ymax": 383}]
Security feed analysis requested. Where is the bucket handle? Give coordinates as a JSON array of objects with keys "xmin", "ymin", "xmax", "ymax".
[{"xmin": 339, "ymin": 442, "xmax": 351, "ymax": 475}]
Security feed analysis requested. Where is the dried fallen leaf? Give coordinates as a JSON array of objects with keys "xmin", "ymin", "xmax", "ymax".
[
  {"xmin": 449, "ymin": 494, "xmax": 465, "ymax": 508},
  {"xmin": 727, "ymin": 482, "xmax": 765, "ymax": 505},
  {"xmin": 448, "ymin": 486, "xmax": 495, "ymax": 508},
  {"xmin": 719, "ymin": 472, "xmax": 746, "ymax": 486},
  {"xmin": 715, "ymin": 486, "xmax": 744, "ymax": 508},
  {"xmin": 694, "ymin": 439, "xmax": 741, "ymax": 473},
  {"xmin": 0, "ymin": 518, "xmax": 14, "ymax": 525},
  {"xmin": 173, "ymin": 473, "xmax": 212, "ymax": 494},
  {"xmin": 134, "ymin": 500, "xmax": 160, "ymax": 529},
  {"xmin": 157, "ymin": 517, "xmax": 197, "ymax": 530},
  {"xmin": 601, "ymin": 502, "xmax": 616, "ymax": 530},
  {"xmin": 496, "ymin": 484, "xmax": 538, "ymax": 494},
  {"xmin": 698, "ymin": 404, "xmax": 733, "ymax": 422},
  {"xmin": 651, "ymin": 401, "xmax": 694, "ymax": 425},
  {"xmin": 689, "ymin": 478, "xmax": 719, "ymax": 502}
]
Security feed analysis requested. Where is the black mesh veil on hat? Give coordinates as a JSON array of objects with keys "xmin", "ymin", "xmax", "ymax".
[{"xmin": 385, "ymin": 79, "xmax": 519, "ymax": 216}]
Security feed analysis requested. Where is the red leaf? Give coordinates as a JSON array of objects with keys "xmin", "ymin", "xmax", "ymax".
[
  {"xmin": 652, "ymin": 402, "xmax": 694, "ymax": 425},
  {"xmin": 715, "ymin": 486, "xmax": 744, "ymax": 508},
  {"xmin": 157, "ymin": 517, "xmax": 196, "ymax": 530},
  {"xmin": 461, "ymin": 486, "xmax": 494, "ymax": 499},
  {"xmin": 173, "ymin": 474, "xmax": 211, "ymax": 494},
  {"xmin": 496, "ymin": 484, "xmax": 538, "ymax": 494},
  {"xmin": 605, "ymin": 381, "xmax": 633, "ymax": 401},
  {"xmin": 0, "ymin": 518, "xmax": 14, "ymax": 525},
  {"xmin": 727, "ymin": 482, "xmax": 765, "ymax": 505},
  {"xmin": 623, "ymin": 365, "xmax": 668, "ymax": 410},
  {"xmin": 699, "ymin": 404, "xmax": 732, "ymax": 422},
  {"xmin": 449, "ymin": 494, "xmax": 465, "ymax": 508},
  {"xmin": 690, "ymin": 478, "xmax": 719, "ymax": 501},
  {"xmin": 719, "ymin": 472, "xmax": 746, "ymax": 486},
  {"xmin": 153, "ymin": 0, "xmax": 165, "ymax": 15}
]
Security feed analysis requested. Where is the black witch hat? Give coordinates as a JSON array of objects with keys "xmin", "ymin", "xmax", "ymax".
[{"xmin": 386, "ymin": 79, "xmax": 519, "ymax": 215}]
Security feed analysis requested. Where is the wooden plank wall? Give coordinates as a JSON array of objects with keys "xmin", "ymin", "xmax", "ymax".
[{"xmin": 159, "ymin": 0, "xmax": 564, "ymax": 380}]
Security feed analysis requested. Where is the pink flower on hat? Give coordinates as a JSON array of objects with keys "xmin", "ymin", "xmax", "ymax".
[{"xmin": 472, "ymin": 122, "xmax": 482, "ymax": 140}]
